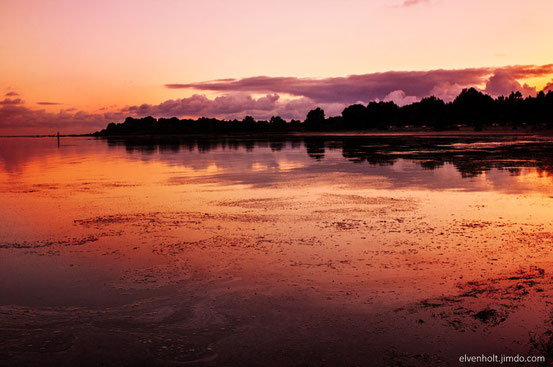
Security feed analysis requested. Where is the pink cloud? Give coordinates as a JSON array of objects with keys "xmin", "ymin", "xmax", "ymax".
[
  {"xmin": 383, "ymin": 90, "xmax": 419, "ymax": 106},
  {"xmin": 118, "ymin": 93, "xmax": 350, "ymax": 121},
  {"xmin": 123, "ymin": 93, "xmax": 281, "ymax": 118},
  {"xmin": 402, "ymin": 0, "xmax": 430, "ymax": 7},
  {"xmin": 121, "ymin": 93, "xmax": 340, "ymax": 121},
  {"xmin": 0, "ymin": 102, "xmax": 108, "ymax": 135},
  {"xmin": 167, "ymin": 64, "xmax": 553, "ymax": 105},
  {"xmin": 484, "ymin": 71, "xmax": 536, "ymax": 97},
  {"xmin": 428, "ymin": 82, "xmax": 465, "ymax": 102}
]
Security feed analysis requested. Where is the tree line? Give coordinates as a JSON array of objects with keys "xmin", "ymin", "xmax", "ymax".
[{"xmin": 93, "ymin": 88, "xmax": 553, "ymax": 135}]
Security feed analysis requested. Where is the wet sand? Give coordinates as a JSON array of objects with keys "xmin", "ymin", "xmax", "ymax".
[{"xmin": 2, "ymin": 135, "xmax": 553, "ymax": 366}]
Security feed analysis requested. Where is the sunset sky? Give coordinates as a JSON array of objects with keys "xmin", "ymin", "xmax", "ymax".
[{"xmin": 1, "ymin": 0, "xmax": 553, "ymax": 134}]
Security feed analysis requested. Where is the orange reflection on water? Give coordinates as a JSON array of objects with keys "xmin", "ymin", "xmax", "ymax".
[{"xmin": 3, "ymin": 135, "xmax": 553, "ymax": 364}]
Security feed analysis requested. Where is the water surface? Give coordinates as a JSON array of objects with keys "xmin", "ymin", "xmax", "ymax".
[{"xmin": 2, "ymin": 134, "xmax": 553, "ymax": 366}]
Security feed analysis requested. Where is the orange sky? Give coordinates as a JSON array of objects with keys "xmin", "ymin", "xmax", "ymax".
[{"xmin": 1, "ymin": 0, "xmax": 553, "ymax": 133}]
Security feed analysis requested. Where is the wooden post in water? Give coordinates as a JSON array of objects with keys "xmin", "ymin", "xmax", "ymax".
[{"xmin": 57, "ymin": 132, "xmax": 60, "ymax": 148}]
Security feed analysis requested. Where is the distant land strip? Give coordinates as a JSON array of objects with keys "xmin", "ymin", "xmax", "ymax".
[{"xmin": 93, "ymin": 88, "xmax": 553, "ymax": 136}]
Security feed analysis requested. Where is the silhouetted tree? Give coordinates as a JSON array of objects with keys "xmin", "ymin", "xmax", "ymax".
[
  {"xmin": 403, "ymin": 96, "xmax": 447, "ymax": 128},
  {"xmin": 452, "ymin": 88, "xmax": 495, "ymax": 125},
  {"xmin": 304, "ymin": 108, "xmax": 325, "ymax": 131},
  {"xmin": 342, "ymin": 104, "xmax": 368, "ymax": 130},
  {"xmin": 269, "ymin": 116, "xmax": 287, "ymax": 130},
  {"xmin": 366, "ymin": 101, "xmax": 400, "ymax": 129}
]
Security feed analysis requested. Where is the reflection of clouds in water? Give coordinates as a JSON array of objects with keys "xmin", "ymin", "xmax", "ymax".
[
  {"xmin": 490, "ymin": 169, "xmax": 553, "ymax": 195},
  {"xmin": 164, "ymin": 151, "xmax": 553, "ymax": 194},
  {"xmin": 247, "ymin": 160, "xmax": 304, "ymax": 173},
  {"xmin": 278, "ymin": 160, "xmax": 304, "ymax": 172},
  {"xmin": 0, "ymin": 137, "xmax": 103, "ymax": 173},
  {"xmin": 2, "ymin": 136, "xmax": 553, "ymax": 195}
]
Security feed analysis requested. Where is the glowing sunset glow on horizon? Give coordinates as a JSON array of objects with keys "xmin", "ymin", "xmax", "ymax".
[{"xmin": 1, "ymin": 0, "xmax": 553, "ymax": 134}]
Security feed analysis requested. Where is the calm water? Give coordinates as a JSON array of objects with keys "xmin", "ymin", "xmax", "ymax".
[{"xmin": 2, "ymin": 134, "xmax": 553, "ymax": 366}]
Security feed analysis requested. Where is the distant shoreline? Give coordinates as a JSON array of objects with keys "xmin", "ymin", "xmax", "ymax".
[
  {"xmin": 3, "ymin": 87, "xmax": 552, "ymax": 138},
  {"xmin": 3, "ymin": 128, "xmax": 553, "ymax": 139},
  {"xmin": 90, "ymin": 88, "xmax": 553, "ymax": 137},
  {"xmin": 0, "ymin": 134, "xmax": 89, "ymax": 138}
]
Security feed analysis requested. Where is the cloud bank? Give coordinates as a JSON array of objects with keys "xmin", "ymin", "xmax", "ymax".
[
  {"xmin": 1, "ymin": 64, "xmax": 552, "ymax": 134},
  {"xmin": 120, "ymin": 93, "xmax": 336, "ymax": 121},
  {"xmin": 0, "ymin": 97, "xmax": 109, "ymax": 135},
  {"xmin": 167, "ymin": 64, "xmax": 553, "ymax": 105}
]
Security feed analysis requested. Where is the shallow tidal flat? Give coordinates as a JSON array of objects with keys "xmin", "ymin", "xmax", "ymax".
[{"xmin": 2, "ymin": 135, "xmax": 553, "ymax": 366}]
